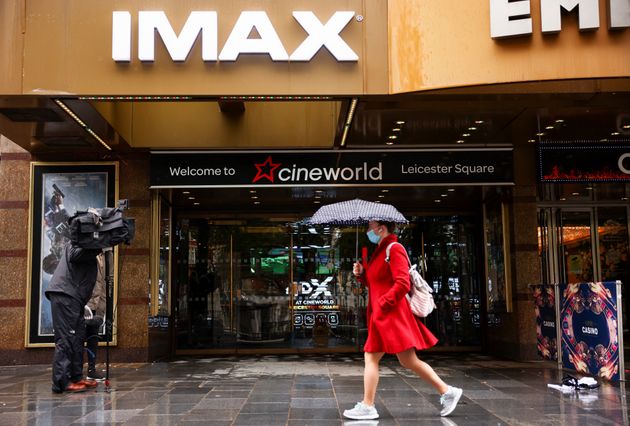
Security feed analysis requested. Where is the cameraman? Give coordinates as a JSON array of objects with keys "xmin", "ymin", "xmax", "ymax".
[{"xmin": 45, "ymin": 242, "xmax": 101, "ymax": 393}]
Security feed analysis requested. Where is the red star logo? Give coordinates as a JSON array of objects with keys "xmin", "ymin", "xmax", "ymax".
[{"xmin": 252, "ymin": 156, "xmax": 281, "ymax": 183}]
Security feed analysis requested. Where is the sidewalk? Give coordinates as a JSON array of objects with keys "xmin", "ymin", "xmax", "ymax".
[{"xmin": 0, "ymin": 353, "xmax": 627, "ymax": 425}]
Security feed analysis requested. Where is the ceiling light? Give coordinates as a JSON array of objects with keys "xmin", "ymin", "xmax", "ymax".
[
  {"xmin": 560, "ymin": 197, "xmax": 567, "ymax": 201},
  {"xmin": 468, "ymin": 127, "xmax": 477, "ymax": 131},
  {"xmin": 182, "ymin": 191, "xmax": 190, "ymax": 194},
  {"xmin": 440, "ymin": 194, "xmax": 447, "ymax": 197},
  {"xmin": 623, "ymin": 125, "xmax": 630, "ymax": 129},
  {"xmin": 193, "ymin": 202, "xmax": 200, "ymax": 206},
  {"xmin": 545, "ymin": 126, "xmax": 554, "ymax": 130},
  {"xmin": 611, "ymin": 132, "xmax": 620, "ymax": 136},
  {"xmin": 434, "ymin": 199, "xmax": 441, "ymax": 203},
  {"xmin": 54, "ymin": 99, "xmax": 112, "ymax": 151},
  {"xmin": 572, "ymin": 192, "xmax": 580, "ymax": 196},
  {"xmin": 381, "ymin": 189, "xmax": 389, "ymax": 193},
  {"xmin": 188, "ymin": 196, "xmax": 195, "ymax": 200},
  {"xmin": 378, "ymin": 195, "xmax": 385, "ymax": 198},
  {"xmin": 249, "ymin": 190, "xmax": 257, "ymax": 194},
  {"xmin": 456, "ymin": 140, "xmax": 465, "ymax": 144},
  {"xmin": 396, "ymin": 120, "xmax": 405, "ymax": 125},
  {"xmin": 600, "ymin": 138, "xmax": 608, "ymax": 142},
  {"xmin": 555, "ymin": 119, "xmax": 565, "ymax": 123},
  {"xmin": 447, "ymin": 188, "xmax": 455, "ymax": 192},
  {"xmin": 340, "ymin": 97, "xmax": 358, "ymax": 147},
  {"xmin": 315, "ymin": 190, "xmax": 323, "ymax": 193},
  {"xmin": 536, "ymin": 132, "xmax": 545, "ymax": 136},
  {"xmin": 392, "ymin": 128, "xmax": 401, "ymax": 132},
  {"xmin": 586, "ymin": 186, "xmax": 593, "ymax": 190},
  {"xmin": 375, "ymin": 200, "xmax": 381, "ymax": 203},
  {"xmin": 314, "ymin": 195, "xmax": 321, "ymax": 199},
  {"xmin": 622, "ymin": 197, "xmax": 629, "ymax": 201},
  {"xmin": 388, "ymin": 135, "xmax": 398, "ymax": 139},
  {"xmin": 314, "ymin": 200, "xmax": 321, "ymax": 204},
  {"xmin": 251, "ymin": 196, "xmax": 258, "ymax": 199},
  {"xmin": 386, "ymin": 142, "xmax": 394, "ymax": 145},
  {"xmin": 528, "ymin": 139, "xmax": 536, "ymax": 143},
  {"xmin": 462, "ymin": 133, "xmax": 471, "ymax": 137},
  {"xmin": 254, "ymin": 201, "xmax": 261, "ymax": 205},
  {"xmin": 474, "ymin": 120, "xmax": 484, "ymax": 124}
]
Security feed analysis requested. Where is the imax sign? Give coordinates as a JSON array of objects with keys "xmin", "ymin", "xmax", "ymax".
[
  {"xmin": 490, "ymin": 0, "xmax": 630, "ymax": 38},
  {"xmin": 112, "ymin": 10, "xmax": 359, "ymax": 62}
]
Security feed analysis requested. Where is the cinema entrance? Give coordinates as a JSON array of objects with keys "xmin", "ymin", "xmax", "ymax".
[{"xmin": 149, "ymin": 148, "xmax": 514, "ymax": 355}]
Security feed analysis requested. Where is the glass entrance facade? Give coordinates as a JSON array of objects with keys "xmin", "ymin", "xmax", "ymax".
[{"xmin": 170, "ymin": 187, "xmax": 485, "ymax": 354}]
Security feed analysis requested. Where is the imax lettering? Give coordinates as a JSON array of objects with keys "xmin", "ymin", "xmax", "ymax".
[
  {"xmin": 113, "ymin": 10, "xmax": 358, "ymax": 62},
  {"xmin": 490, "ymin": 0, "xmax": 628, "ymax": 38}
]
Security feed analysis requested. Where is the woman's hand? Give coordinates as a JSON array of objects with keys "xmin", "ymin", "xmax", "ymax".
[{"xmin": 353, "ymin": 262, "xmax": 364, "ymax": 277}]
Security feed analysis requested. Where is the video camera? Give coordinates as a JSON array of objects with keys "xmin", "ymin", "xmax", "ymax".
[{"xmin": 67, "ymin": 199, "xmax": 135, "ymax": 249}]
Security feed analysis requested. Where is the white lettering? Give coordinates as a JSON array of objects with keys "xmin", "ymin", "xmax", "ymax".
[
  {"xmin": 219, "ymin": 11, "xmax": 289, "ymax": 61},
  {"xmin": 340, "ymin": 167, "xmax": 354, "ymax": 180},
  {"xmin": 290, "ymin": 11, "xmax": 358, "ymax": 61},
  {"xmin": 618, "ymin": 153, "xmax": 630, "ymax": 174},
  {"xmin": 278, "ymin": 168, "xmax": 291, "ymax": 181},
  {"xmin": 541, "ymin": 0, "xmax": 600, "ymax": 33},
  {"xmin": 138, "ymin": 11, "xmax": 218, "ymax": 61},
  {"xmin": 490, "ymin": 0, "xmax": 533, "ymax": 38},
  {"xmin": 112, "ymin": 11, "xmax": 132, "ymax": 61},
  {"xmin": 309, "ymin": 168, "xmax": 322, "ymax": 181},
  {"xmin": 169, "ymin": 166, "xmax": 221, "ymax": 176},
  {"xmin": 582, "ymin": 326, "xmax": 599, "ymax": 335},
  {"xmin": 369, "ymin": 163, "xmax": 383, "ymax": 180}
]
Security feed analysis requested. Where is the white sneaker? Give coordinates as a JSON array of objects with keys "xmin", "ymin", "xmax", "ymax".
[
  {"xmin": 440, "ymin": 386, "xmax": 463, "ymax": 417},
  {"xmin": 343, "ymin": 402, "xmax": 379, "ymax": 420}
]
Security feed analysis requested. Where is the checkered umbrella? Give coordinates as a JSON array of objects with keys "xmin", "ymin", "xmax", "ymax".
[{"xmin": 308, "ymin": 198, "xmax": 408, "ymax": 225}]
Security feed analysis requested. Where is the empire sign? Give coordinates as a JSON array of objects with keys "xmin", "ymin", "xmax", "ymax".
[
  {"xmin": 112, "ymin": 10, "xmax": 359, "ymax": 62},
  {"xmin": 490, "ymin": 0, "xmax": 630, "ymax": 38}
]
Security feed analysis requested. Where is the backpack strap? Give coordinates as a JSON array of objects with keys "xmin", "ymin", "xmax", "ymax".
[{"xmin": 385, "ymin": 242, "xmax": 411, "ymax": 267}]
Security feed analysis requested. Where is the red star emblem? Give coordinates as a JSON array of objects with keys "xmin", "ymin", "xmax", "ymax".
[{"xmin": 252, "ymin": 156, "xmax": 281, "ymax": 183}]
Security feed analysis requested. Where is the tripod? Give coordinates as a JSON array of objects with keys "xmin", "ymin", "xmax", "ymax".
[{"xmin": 103, "ymin": 247, "xmax": 114, "ymax": 391}]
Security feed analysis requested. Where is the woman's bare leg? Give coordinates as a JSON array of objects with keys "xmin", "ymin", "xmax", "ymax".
[
  {"xmin": 363, "ymin": 351, "xmax": 385, "ymax": 406},
  {"xmin": 396, "ymin": 348, "xmax": 449, "ymax": 394}
]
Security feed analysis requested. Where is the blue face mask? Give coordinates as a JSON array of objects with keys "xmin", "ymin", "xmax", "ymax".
[{"xmin": 366, "ymin": 229, "xmax": 381, "ymax": 244}]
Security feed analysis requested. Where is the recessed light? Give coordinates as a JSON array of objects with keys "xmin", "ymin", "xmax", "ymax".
[
  {"xmin": 528, "ymin": 139, "xmax": 536, "ymax": 143},
  {"xmin": 375, "ymin": 200, "xmax": 381, "ymax": 203},
  {"xmin": 555, "ymin": 119, "xmax": 565, "ymax": 123},
  {"xmin": 188, "ymin": 196, "xmax": 195, "ymax": 200},
  {"xmin": 396, "ymin": 120, "xmax": 405, "ymax": 125},
  {"xmin": 249, "ymin": 190, "xmax": 257, "ymax": 194},
  {"xmin": 388, "ymin": 135, "xmax": 398, "ymax": 139},
  {"xmin": 456, "ymin": 140, "xmax": 465, "ymax": 144},
  {"xmin": 462, "ymin": 133, "xmax": 471, "ymax": 137},
  {"xmin": 611, "ymin": 132, "xmax": 620, "ymax": 136},
  {"xmin": 193, "ymin": 202, "xmax": 200, "ymax": 206},
  {"xmin": 251, "ymin": 196, "xmax": 258, "ymax": 199},
  {"xmin": 545, "ymin": 126, "xmax": 554, "ymax": 130},
  {"xmin": 600, "ymin": 138, "xmax": 608, "ymax": 142},
  {"xmin": 392, "ymin": 128, "xmax": 401, "ymax": 132},
  {"xmin": 474, "ymin": 120, "xmax": 484, "ymax": 124},
  {"xmin": 315, "ymin": 195, "xmax": 321, "ymax": 199},
  {"xmin": 434, "ymin": 199, "xmax": 441, "ymax": 203},
  {"xmin": 572, "ymin": 192, "xmax": 580, "ymax": 196},
  {"xmin": 468, "ymin": 127, "xmax": 477, "ymax": 131},
  {"xmin": 447, "ymin": 188, "xmax": 455, "ymax": 192},
  {"xmin": 182, "ymin": 191, "xmax": 190, "ymax": 195},
  {"xmin": 315, "ymin": 190, "xmax": 323, "ymax": 193},
  {"xmin": 560, "ymin": 197, "xmax": 567, "ymax": 201},
  {"xmin": 536, "ymin": 132, "xmax": 545, "ymax": 136},
  {"xmin": 254, "ymin": 201, "xmax": 261, "ymax": 205},
  {"xmin": 623, "ymin": 125, "xmax": 630, "ymax": 129},
  {"xmin": 314, "ymin": 200, "xmax": 321, "ymax": 204},
  {"xmin": 378, "ymin": 195, "xmax": 385, "ymax": 198},
  {"xmin": 586, "ymin": 186, "xmax": 593, "ymax": 190},
  {"xmin": 440, "ymin": 194, "xmax": 447, "ymax": 197},
  {"xmin": 381, "ymin": 189, "xmax": 389, "ymax": 193},
  {"xmin": 622, "ymin": 197, "xmax": 629, "ymax": 201},
  {"xmin": 386, "ymin": 142, "xmax": 394, "ymax": 145}
]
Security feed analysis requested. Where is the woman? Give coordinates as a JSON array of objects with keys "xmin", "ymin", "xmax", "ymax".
[{"xmin": 343, "ymin": 220, "xmax": 462, "ymax": 420}]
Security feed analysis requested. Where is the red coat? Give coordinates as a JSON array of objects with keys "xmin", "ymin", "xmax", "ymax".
[{"xmin": 361, "ymin": 234, "xmax": 438, "ymax": 354}]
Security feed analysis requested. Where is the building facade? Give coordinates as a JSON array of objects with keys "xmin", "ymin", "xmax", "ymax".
[{"xmin": 0, "ymin": 0, "xmax": 629, "ymax": 364}]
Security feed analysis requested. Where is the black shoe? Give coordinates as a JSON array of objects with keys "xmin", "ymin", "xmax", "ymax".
[{"xmin": 87, "ymin": 369, "xmax": 105, "ymax": 382}]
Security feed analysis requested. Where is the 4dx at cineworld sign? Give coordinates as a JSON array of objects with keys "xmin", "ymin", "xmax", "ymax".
[{"xmin": 112, "ymin": 10, "xmax": 359, "ymax": 62}]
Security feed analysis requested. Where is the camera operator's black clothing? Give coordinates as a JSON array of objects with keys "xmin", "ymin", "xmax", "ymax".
[
  {"xmin": 45, "ymin": 244, "xmax": 100, "ymax": 392},
  {"xmin": 46, "ymin": 245, "xmax": 101, "ymax": 305},
  {"xmin": 49, "ymin": 293, "xmax": 85, "ymax": 392}
]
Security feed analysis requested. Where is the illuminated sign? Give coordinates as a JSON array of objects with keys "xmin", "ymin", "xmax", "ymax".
[
  {"xmin": 490, "ymin": 0, "xmax": 630, "ymax": 39},
  {"xmin": 113, "ymin": 10, "xmax": 359, "ymax": 62}
]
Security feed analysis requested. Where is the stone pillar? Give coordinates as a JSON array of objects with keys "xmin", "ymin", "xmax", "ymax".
[{"xmin": 487, "ymin": 141, "xmax": 540, "ymax": 360}]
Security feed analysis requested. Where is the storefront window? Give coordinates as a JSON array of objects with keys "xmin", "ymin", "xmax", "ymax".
[{"xmin": 560, "ymin": 210, "xmax": 594, "ymax": 284}]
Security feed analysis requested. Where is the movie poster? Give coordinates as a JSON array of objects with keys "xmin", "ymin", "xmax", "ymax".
[
  {"xmin": 560, "ymin": 282, "xmax": 623, "ymax": 381},
  {"xmin": 26, "ymin": 163, "xmax": 117, "ymax": 347}
]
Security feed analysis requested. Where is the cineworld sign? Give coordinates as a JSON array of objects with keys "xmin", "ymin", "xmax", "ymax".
[
  {"xmin": 490, "ymin": 0, "xmax": 630, "ymax": 38},
  {"xmin": 150, "ymin": 149, "xmax": 514, "ymax": 188},
  {"xmin": 112, "ymin": 10, "xmax": 359, "ymax": 62}
]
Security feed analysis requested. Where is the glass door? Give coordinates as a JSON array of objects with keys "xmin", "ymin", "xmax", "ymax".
[{"xmin": 558, "ymin": 210, "xmax": 595, "ymax": 284}]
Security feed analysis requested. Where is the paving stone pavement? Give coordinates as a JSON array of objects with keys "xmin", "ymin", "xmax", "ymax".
[{"xmin": 0, "ymin": 353, "xmax": 628, "ymax": 425}]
